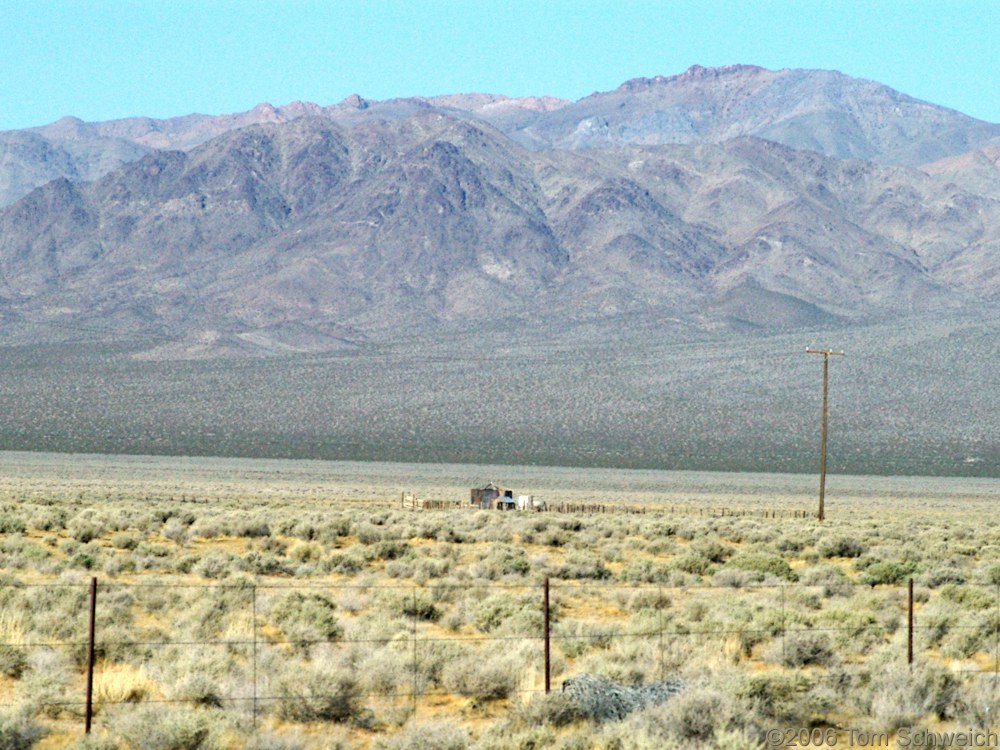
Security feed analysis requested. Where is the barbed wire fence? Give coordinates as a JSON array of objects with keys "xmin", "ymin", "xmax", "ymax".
[{"xmin": 2, "ymin": 577, "xmax": 1000, "ymax": 736}]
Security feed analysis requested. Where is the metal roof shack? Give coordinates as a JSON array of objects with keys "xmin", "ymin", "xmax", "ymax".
[{"xmin": 470, "ymin": 482, "xmax": 514, "ymax": 509}]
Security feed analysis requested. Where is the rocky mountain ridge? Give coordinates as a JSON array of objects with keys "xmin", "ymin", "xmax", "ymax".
[
  {"xmin": 1, "ymin": 110, "xmax": 998, "ymax": 357},
  {"xmin": 4, "ymin": 64, "xmax": 999, "ymax": 208}
]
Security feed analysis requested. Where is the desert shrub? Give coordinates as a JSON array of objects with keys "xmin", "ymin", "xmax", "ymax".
[
  {"xmin": 0, "ymin": 514, "xmax": 25, "ymax": 535},
  {"xmin": 169, "ymin": 674, "xmax": 225, "ymax": 708},
  {"xmin": 161, "ymin": 518, "xmax": 190, "ymax": 545},
  {"xmin": 858, "ymin": 560, "xmax": 918, "ymax": 586},
  {"xmin": 816, "ymin": 608, "xmax": 884, "ymax": 653},
  {"xmin": 375, "ymin": 721, "xmax": 469, "ymax": 750},
  {"xmin": 737, "ymin": 671, "xmax": 813, "ymax": 721},
  {"xmin": 241, "ymin": 731, "xmax": 306, "ymax": 750},
  {"xmin": 63, "ymin": 735, "xmax": 120, "ymax": 750},
  {"xmin": 271, "ymin": 591, "xmax": 342, "ymax": 648},
  {"xmin": 620, "ymin": 557, "xmax": 672, "ymax": 583},
  {"xmin": 287, "ymin": 541, "xmax": 323, "ymax": 563},
  {"xmin": 371, "ymin": 541, "xmax": 411, "ymax": 561},
  {"xmin": 776, "ymin": 631, "xmax": 835, "ymax": 667},
  {"xmin": 26, "ymin": 508, "xmax": 66, "ymax": 531},
  {"xmin": 0, "ymin": 708, "xmax": 45, "ymax": 750},
  {"xmin": 325, "ymin": 551, "xmax": 366, "ymax": 574},
  {"xmin": 472, "ymin": 593, "xmax": 542, "ymax": 634},
  {"xmin": 712, "ymin": 568, "xmax": 754, "ymax": 588},
  {"xmin": 552, "ymin": 552, "xmax": 611, "ymax": 580},
  {"xmin": 231, "ymin": 518, "xmax": 271, "ymax": 538},
  {"xmin": 358, "ymin": 648, "xmax": 409, "ymax": 695},
  {"xmin": 475, "ymin": 546, "xmax": 531, "ymax": 579},
  {"xmin": 817, "ymin": 536, "xmax": 866, "ymax": 558},
  {"xmin": 378, "ymin": 589, "xmax": 440, "ymax": 622},
  {"xmin": 980, "ymin": 564, "xmax": 1000, "ymax": 586},
  {"xmin": 70, "ymin": 549, "xmax": 100, "ymax": 570},
  {"xmin": 474, "ymin": 723, "xmax": 558, "ymax": 750},
  {"xmin": 514, "ymin": 691, "xmax": 582, "ymax": 727},
  {"xmin": 68, "ymin": 511, "xmax": 111, "ymax": 543},
  {"xmin": 627, "ymin": 589, "xmax": 672, "ymax": 612},
  {"xmin": 239, "ymin": 551, "xmax": 292, "ymax": 576},
  {"xmin": 441, "ymin": 652, "xmax": 519, "ymax": 700},
  {"xmin": 355, "ymin": 522, "xmax": 384, "ymax": 545},
  {"xmin": 940, "ymin": 583, "xmax": 993, "ymax": 610},
  {"xmin": 275, "ymin": 671, "xmax": 362, "ymax": 723},
  {"xmin": 920, "ymin": 565, "xmax": 967, "ymax": 588},
  {"xmin": 658, "ymin": 687, "xmax": 739, "ymax": 742},
  {"xmin": 107, "ymin": 704, "xmax": 221, "ymax": 750},
  {"xmin": 692, "ymin": 538, "xmax": 733, "ymax": 563},
  {"xmin": 865, "ymin": 663, "xmax": 960, "ymax": 730},
  {"xmin": 192, "ymin": 551, "xmax": 236, "ymax": 579},
  {"xmin": 557, "ymin": 621, "xmax": 620, "ymax": 658},
  {"xmin": 0, "ymin": 645, "xmax": 28, "ymax": 679},
  {"xmin": 724, "ymin": 553, "xmax": 797, "ymax": 582},
  {"xmin": 798, "ymin": 564, "xmax": 855, "ymax": 597},
  {"xmin": 670, "ymin": 552, "xmax": 712, "ymax": 576}
]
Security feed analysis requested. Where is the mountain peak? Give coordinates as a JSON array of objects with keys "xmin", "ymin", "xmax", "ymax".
[
  {"xmin": 676, "ymin": 63, "xmax": 767, "ymax": 80},
  {"xmin": 338, "ymin": 94, "xmax": 370, "ymax": 110},
  {"xmin": 616, "ymin": 64, "xmax": 770, "ymax": 93}
]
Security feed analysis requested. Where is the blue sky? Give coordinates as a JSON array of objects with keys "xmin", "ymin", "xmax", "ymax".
[{"xmin": 1, "ymin": 0, "xmax": 997, "ymax": 131}]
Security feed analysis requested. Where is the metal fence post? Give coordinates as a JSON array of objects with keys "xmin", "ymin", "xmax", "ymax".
[{"xmin": 85, "ymin": 576, "xmax": 97, "ymax": 734}]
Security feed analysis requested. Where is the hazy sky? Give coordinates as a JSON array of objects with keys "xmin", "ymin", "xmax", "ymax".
[{"xmin": 1, "ymin": 0, "xmax": 997, "ymax": 131}]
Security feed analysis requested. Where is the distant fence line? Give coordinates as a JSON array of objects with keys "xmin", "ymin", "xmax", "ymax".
[
  {"xmin": 400, "ymin": 493, "xmax": 812, "ymax": 518},
  {"xmin": 4, "ymin": 576, "xmax": 1000, "ymax": 737}
]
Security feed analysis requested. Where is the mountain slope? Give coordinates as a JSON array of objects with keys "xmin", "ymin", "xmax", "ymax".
[{"xmin": 2, "ymin": 114, "xmax": 999, "ymax": 357}]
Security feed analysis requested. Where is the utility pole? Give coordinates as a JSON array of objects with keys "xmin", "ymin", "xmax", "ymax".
[{"xmin": 806, "ymin": 348, "xmax": 844, "ymax": 522}]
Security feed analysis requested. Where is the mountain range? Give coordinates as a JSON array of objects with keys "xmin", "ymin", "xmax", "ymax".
[
  {"xmin": 1, "ymin": 64, "xmax": 999, "ymax": 357},
  {"xmin": 0, "ymin": 64, "xmax": 997, "ymax": 474}
]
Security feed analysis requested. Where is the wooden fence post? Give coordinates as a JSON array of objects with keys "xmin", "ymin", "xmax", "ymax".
[
  {"xmin": 85, "ymin": 577, "xmax": 97, "ymax": 734},
  {"xmin": 543, "ymin": 577, "xmax": 551, "ymax": 694},
  {"xmin": 908, "ymin": 578, "xmax": 914, "ymax": 666}
]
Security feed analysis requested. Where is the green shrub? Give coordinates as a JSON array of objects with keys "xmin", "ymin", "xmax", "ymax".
[
  {"xmin": 692, "ymin": 538, "xmax": 733, "ymax": 563},
  {"xmin": 192, "ymin": 551, "xmax": 236, "ymax": 579},
  {"xmin": 670, "ymin": 553, "xmax": 711, "ymax": 576},
  {"xmin": 817, "ymin": 536, "xmax": 866, "ymax": 558},
  {"xmin": 620, "ymin": 557, "xmax": 672, "ymax": 583},
  {"xmin": 441, "ymin": 653, "xmax": 518, "ymax": 700},
  {"xmin": 383, "ymin": 589, "xmax": 441, "ymax": 622},
  {"xmin": 778, "ymin": 631, "xmax": 835, "ymax": 667},
  {"xmin": 0, "ymin": 708, "xmax": 45, "ymax": 750},
  {"xmin": 725, "ymin": 553, "xmax": 797, "ymax": 582},
  {"xmin": 275, "ymin": 672, "xmax": 362, "ymax": 723},
  {"xmin": 940, "ymin": 584, "xmax": 993, "ymax": 610},
  {"xmin": 107, "ymin": 705, "xmax": 219, "ymax": 750},
  {"xmin": 271, "ymin": 591, "xmax": 342, "ymax": 648},
  {"xmin": 515, "ymin": 691, "xmax": 582, "ymax": 727},
  {"xmin": 659, "ymin": 687, "xmax": 736, "ymax": 742},
  {"xmin": 0, "ymin": 645, "xmax": 29, "ymax": 678},
  {"xmin": 737, "ymin": 672, "xmax": 813, "ymax": 720},
  {"xmin": 859, "ymin": 560, "xmax": 918, "ymax": 586}
]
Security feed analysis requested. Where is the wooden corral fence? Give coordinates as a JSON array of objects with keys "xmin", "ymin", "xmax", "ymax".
[
  {"xmin": 399, "ymin": 493, "xmax": 809, "ymax": 518},
  {"xmin": 400, "ymin": 492, "xmax": 462, "ymax": 510}
]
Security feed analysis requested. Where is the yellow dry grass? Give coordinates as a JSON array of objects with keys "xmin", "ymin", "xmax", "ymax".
[{"xmin": 93, "ymin": 663, "xmax": 159, "ymax": 709}]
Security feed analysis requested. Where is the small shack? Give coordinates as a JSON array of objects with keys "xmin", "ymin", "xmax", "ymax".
[{"xmin": 471, "ymin": 482, "xmax": 514, "ymax": 509}]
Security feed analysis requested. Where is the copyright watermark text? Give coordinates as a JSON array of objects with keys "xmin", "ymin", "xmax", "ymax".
[{"xmin": 765, "ymin": 727, "xmax": 1000, "ymax": 747}]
